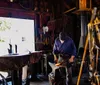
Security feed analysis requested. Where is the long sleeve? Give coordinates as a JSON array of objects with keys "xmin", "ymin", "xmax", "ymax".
[{"xmin": 53, "ymin": 38, "xmax": 59, "ymax": 54}]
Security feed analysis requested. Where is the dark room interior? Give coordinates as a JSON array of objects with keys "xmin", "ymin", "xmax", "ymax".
[{"xmin": 0, "ymin": 0, "xmax": 100, "ymax": 85}]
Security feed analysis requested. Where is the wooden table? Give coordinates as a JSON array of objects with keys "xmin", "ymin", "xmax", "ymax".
[{"xmin": 0, "ymin": 51, "xmax": 43, "ymax": 85}]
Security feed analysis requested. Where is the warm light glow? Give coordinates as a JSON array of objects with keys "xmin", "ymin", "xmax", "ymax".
[
  {"xmin": 10, "ymin": 0, "xmax": 13, "ymax": 2},
  {"xmin": 79, "ymin": 0, "xmax": 86, "ymax": 9}
]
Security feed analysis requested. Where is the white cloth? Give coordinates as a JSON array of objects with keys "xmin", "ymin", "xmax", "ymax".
[{"xmin": 43, "ymin": 26, "xmax": 49, "ymax": 34}]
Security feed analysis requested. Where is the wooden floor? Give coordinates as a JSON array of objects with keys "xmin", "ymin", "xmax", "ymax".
[
  {"xmin": 30, "ymin": 78, "xmax": 90, "ymax": 85},
  {"xmin": 0, "ymin": 73, "xmax": 90, "ymax": 85},
  {"xmin": 30, "ymin": 81, "xmax": 49, "ymax": 85},
  {"xmin": 0, "ymin": 76, "xmax": 90, "ymax": 85},
  {"xmin": 29, "ymin": 73, "xmax": 90, "ymax": 85}
]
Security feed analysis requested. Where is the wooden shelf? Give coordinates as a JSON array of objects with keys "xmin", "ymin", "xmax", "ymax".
[
  {"xmin": 64, "ymin": 7, "xmax": 91, "ymax": 15},
  {"xmin": 73, "ymin": 8, "xmax": 92, "ymax": 15}
]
